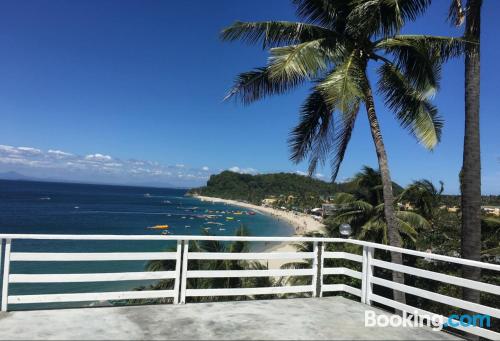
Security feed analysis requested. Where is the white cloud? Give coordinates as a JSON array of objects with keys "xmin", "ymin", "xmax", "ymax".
[
  {"xmin": 315, "ymin": 173, "xmax": 325, "ymax": 178},
  {"xmin": 85, "ymin": 153, "xmax": 112, "ymax": 162},
  {"xmin": 48, "ymin": 149, "xmax": 73, "ymax": 158},
  {"xmin": 0, "ymin": 145, "xmax": 18, "ymax": 154},
  {"xmin": 229, "ymin": 166, "xmax": 258, "ymax": 174},
  {"xmin": 0, "ymin": 144, "xmax": 214, "ymax": 186},
  {"xmin": 295, "ymin": 170, "xmax": 307, "ymax": 176},
  {"xmin": 0, "ymin": 145, "xmax": 42, "ymax": 156},
  {"xmin": 17, "ymin": 147, "xmax": 42, "ymax": 155}
]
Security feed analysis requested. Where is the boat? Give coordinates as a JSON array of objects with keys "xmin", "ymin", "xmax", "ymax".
[
  {"xmin": 226, "ymin": 217, "xmax": 234, "ymax": 220},
  {"xmin": 161, "ymin": 230, "xmax": 170, "ymax": 235},
  {"xmin": 147, "ymin": 224, "xmax": 169, "ymax": 230},
  {"xmin": 218, "ymin": 228, "xmax": 226, "ymax": 231}
]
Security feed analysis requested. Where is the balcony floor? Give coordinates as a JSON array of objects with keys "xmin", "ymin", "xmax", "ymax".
[{"xmin": 0, "ymin": 296, "xmax": 461, "ymax": 340}]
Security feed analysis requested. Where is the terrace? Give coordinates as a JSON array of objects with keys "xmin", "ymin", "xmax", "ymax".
[{"xmin": 0, "ymin": 234, "xmax": 498, "ymax": 340}]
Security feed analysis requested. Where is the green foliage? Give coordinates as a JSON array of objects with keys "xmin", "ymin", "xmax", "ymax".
[
  {"xmin": 189, "ymin": 169, "xmax": 404, "ymax": 209},
  {"xmin": 190, "ymin": 170, "xmax": 344, "ymax": 207},
  {"xmin": 221, "ymin": 0, "xmax": 465, "ymax": 180}
]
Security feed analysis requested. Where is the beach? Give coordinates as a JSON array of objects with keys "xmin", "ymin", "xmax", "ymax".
[{"xmin": 194, "ymin": 195, "xmax": 325, "ymax": 268}]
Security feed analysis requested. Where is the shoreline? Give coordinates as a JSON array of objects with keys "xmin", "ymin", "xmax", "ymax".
[{"xmin": 193, "ymin": 195, "xmax": 325, "ymax": 268}]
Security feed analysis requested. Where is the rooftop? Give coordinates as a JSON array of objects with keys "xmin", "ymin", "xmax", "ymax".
[{"xmin": 0, "ymin": 297, "xmax": 460, "ymax": 340}]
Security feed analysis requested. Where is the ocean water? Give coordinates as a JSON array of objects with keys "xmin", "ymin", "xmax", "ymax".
[{"xmin": 0, "ymin": 180, "xmax": 293, "ymax": 310}]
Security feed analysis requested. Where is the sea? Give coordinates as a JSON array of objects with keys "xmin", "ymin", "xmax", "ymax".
[{"xmin": 0, "ymin": 180, "xmax": 293, "ymax": 310}]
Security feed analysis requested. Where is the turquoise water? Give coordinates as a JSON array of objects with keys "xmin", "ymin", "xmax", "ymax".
[{"xmin": 0, "ymin": 180, "xmax": 293, "ymax": 310}]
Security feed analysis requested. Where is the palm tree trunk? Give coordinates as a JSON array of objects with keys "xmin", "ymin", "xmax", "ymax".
[
  {"xmin": 461, "ymin": 0, "xmax": 482, "ymax": 314},
  {"xmin": 364, "ymin": 86, "xmax": 405, "ymax": 305}
]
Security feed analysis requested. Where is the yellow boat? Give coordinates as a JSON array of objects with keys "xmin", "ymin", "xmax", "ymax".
[
  {"xmin": 226, "ymin": 217, "xmax": 234, "ymax": 220},
  {"xmin": 148, "ymin": 224, "xmax": 169, "ymax": 229}
]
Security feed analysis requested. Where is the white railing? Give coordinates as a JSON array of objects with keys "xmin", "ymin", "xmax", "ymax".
[{"xmin": 0, "ymin": 234, "xmax": 499, "ymax": 339}]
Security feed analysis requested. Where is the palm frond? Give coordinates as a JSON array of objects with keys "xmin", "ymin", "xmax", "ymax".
[
  {"xmin": 224, "ymin": 67, "xmax": 303, "ymax": 104},
  {"xmin": 316, "ymin": 52, "xmax": 365, "ymax": 179},
  {"xmin": 395, "ymin": 210, "xmax": 431, "ymax": 230},
  {"xmin": 268, "ymin": 39, "xmax": 330, "ymax": 81},
  {"xmin": 346, "ymin": 0, "xmax": 431, "ymax": 37},
  {"xmin": 375, "ymin": 35, "xmax": 467, "ymax": 89},
  {"xmin": 288, "ymin": 89, "xmax": 334, "ymax": 171},
  {"xmin": 447, "ymin": 0, "xmax": 465, "ymax": 27},
  {"xmin": 220, "ymin": 21, "xmax": 332, "ymax": 49},
  {"xmin": 377, "ymin": 63, "xmax": 443, "ymax": 149},
  {"xmin": 292, "ymin": 0, "xmax": 350, "ymax": 29}
]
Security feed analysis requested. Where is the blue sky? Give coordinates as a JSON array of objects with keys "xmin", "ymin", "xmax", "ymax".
[{"xmin": 0, "ymin": 0, "xmax": 498, "ymax": 192}]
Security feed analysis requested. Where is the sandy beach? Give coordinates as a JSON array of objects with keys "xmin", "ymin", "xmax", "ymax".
[{"xmin": 194, "ymin": 195, "xmax": 325, "ymax": 268}]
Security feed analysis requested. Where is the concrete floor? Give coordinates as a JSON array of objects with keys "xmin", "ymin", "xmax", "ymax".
[{"xmin": 0, "ymin": 296, "xmax": 461, "ymax": 340}]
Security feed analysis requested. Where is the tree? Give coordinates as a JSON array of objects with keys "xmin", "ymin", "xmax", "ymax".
[
  {"xmin": 329, "ymin": 192, "xmax": 430, "ymax": 246},
  {"xmin": 137, "ymin": 226, "xmax": 283, "ymax": 303},
  {"xmin": 221, "ymin": 0, "xmax": 464, "ymax": 304},
  {"xmin": 449, "ymin": 0, "xmax": 483, "ymax": 309},
  {"xmin": 398, "ymin": 179, "xmax": 444, "ymax": 220}
]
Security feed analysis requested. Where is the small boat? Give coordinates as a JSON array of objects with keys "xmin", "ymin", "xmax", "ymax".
[
  {"xmin": 39, "ymin": 197, "xmax": 51, "ymax": 200},
  {"xmin": 218, "ymin": 228, "xmax": 226, "ymax": 231},
  {"xmin": 185, "ymin": 225, "xmax": 190, "ymax": 228},
  {"xmin": 148, "ymin": 224, "xmax": 169, "ymax": 230},
  {"xmin": 161, "ymin": 230, "xmax": 170, "ymax": 235},
  {"xmin": 226, "ymin": 217, "xmax": 234, "ymax": 220}
]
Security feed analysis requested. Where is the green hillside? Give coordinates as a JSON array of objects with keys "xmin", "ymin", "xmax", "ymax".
[{"xmin": 188, "ymin": 171, "xmax": 403, "ymax": 207}]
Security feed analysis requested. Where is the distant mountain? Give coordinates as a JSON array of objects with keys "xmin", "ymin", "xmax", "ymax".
[
  {"xmin": 0, "ymin": 171, "xmax": 41, "ymax": 181},
  {"xmin": 0, "ymin": 171, "xmax": 188, "ymax": 190}
]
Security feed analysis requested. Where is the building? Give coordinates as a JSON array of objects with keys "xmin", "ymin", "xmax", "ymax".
[
  {"xmin": 481, "ymin": 206, "xmax": 500, "ymax": 216},
  {"xmin": 261, "ymin": 198, "xmax": 277, "ymax": 207}
]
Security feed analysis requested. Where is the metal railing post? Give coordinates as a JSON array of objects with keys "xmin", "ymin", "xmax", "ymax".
[
  {"xmin": 173, "ymin": 240, "xmax": 183, "ymax": 304},
  {"xmin": 361, "ymin": 246, "xmax": 374, "ymax": 305},
  {"xmin": 180, "ymin": 240, "xmax": 189, "ymax": 304},
  {"xmin": 1, "ymin": 239, "xmax": 12, "ymax": 312}
]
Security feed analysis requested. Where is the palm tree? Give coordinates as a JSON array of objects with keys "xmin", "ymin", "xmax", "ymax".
[
  {"xmin": 138, "ymin": 226, "xmax": 283, "ymax": 303},
  {"xmin": 221, "ymin": 0, "xmax": 464, "ymax": 304},
  {"xmin": 449, "ymin": 0, "xmax": 483, "ymax": 308},
  {"xmin": 398, "ymin": 179, "xmax": 444, "ymax": 220},
  {"xmin": 332, "ymin": 192, "xmax": 430, "ymax": 245}
]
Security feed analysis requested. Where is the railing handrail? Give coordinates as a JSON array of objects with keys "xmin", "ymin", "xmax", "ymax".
[
  {"xmin": 1, "ymin": 234, "xmax": 498, "ymax": 339},
  {"xmin": 0, "ymin": 234, "xmax": 498, "ymax": 271}
]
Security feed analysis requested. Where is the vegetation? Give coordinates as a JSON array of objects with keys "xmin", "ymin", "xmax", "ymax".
[
  {"xmin": 189, "ymin": 170, "xmax": 403, "ymax": 208},
  {"xmin": 221, "ymin": 0, "xmax": 466, "ymax": 304},
  {"xmin": 134, "ymin": 226, "xmax": 285, "ymax": 304}
]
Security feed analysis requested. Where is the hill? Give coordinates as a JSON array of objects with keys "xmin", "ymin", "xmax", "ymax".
[{"xmin": 189, "ymin": 171, "xmax": 403, "ymax": 207}]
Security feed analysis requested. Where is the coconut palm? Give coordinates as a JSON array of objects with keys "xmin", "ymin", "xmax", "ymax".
[
  {"xmin": 137, "ymin": 226, "xmax": 283, "ymax": 303},
  {"xmin": 398, "ymin": 179, "xmax": 443, "ymax": 220},
  {"xmin": 221, "ymin": 0, "xmax": 464, "ymax": 303},
  {"xmin": 328, "ymin": 192, "xmax": 430, "ymax": 246},
  {"xmin": 449, "ymin": 0, "xmax": 483, "ymax": 308}
]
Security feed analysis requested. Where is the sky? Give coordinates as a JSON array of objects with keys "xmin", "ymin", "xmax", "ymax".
[{"xmin": 0, "ymin": 0, "xmax": 498, "ymax": 192}]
